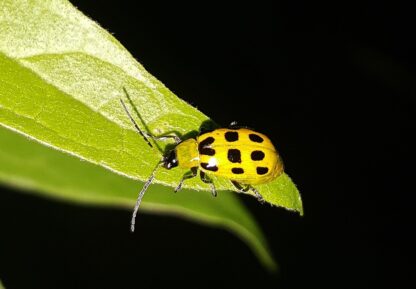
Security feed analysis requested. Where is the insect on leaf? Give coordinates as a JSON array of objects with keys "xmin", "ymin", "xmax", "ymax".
[{"xmin": 0, "ymin": 0, "xmax": 302, "ymax": 270}]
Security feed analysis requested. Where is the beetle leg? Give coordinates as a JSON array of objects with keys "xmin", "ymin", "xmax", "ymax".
[
  {"xmin": 149, "ymin": 133, "xmax": 181, "ymax": 144},
  {"xmin": 121, "ymin": 88, "xmax": 182, "ymax": 146},
  {"xmin": 175, "ymin": 167, "xmax": 198, "ymax": 192},
  {"xmin": 250, "ymin": 186, "xmax": 265, "ymax": 204},
  {"xmin": 229, "ymin": 121, "xmax": 238, "ymax": 128},
  {"xmin": 231, "ymin": 180, "xmax": 250, "ymax": 192},
  {"xmin": 231, "ymin": 181, "xmax": 265, "ymax": 203},
  {"xmin": 200, "ymin": 171, "xmax": 217, "ymax": 197}
]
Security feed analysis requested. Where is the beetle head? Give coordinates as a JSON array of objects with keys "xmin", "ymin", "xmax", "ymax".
[{"xmin": 162, "ymin": 150, "xmax": 178, "ymax": 169}]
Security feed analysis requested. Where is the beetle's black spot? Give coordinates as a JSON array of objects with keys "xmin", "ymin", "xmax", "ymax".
[
  {"xmin": 225, "ymin": 131, "xmax": 239, "ymax": 142},
  {"xmin": 249, "ymin": 133, "xmax": 264, "ymax": 143},
  {"xmin": 200, "ymin": 147, "xmax": 216, "ymax": 156},
  {"xmin": 201, "ymin": 162, "xmax": 218, "ymax": 172},
  {"xmin": 199, "ymin": 137, "xmax": 215, "ymax": 155},
  {"xmin": 232, "ymin": 167, "xmax": 244, "ymax": 174},
  {"xmin": 228, "ymin": 149, "xmax": 241, "ymax": 163},
  {"xmin": 256, "ymin": 167, "xmax": 269, "ymax": 175},
  {"xmin": 198, "ymin": 136, "xmax": 215, "ymax": 150},
  {"xmin": 251, "ymin": 150, "xmax": 265, "ymax": 161}
]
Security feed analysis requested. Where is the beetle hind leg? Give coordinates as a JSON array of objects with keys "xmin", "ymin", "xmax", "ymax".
[
  {"xmin": 231, "ymin": 180, "xmax": 250, "ymax": 192},
  {"xmin": 231, "ymin": 180, "xmax": 265, "ymax": 204},
  {"xmin": 250, "ymin": 186, "xmax": 265, "ymax": 204},
  {"xmin": 200, "ymin": 171, "xmax": 217, "ymax": 197}
]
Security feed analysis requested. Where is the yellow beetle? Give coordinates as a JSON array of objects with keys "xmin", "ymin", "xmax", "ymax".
[{"xmin": 120, "ymin": 94, "xmax": 284, "ymax": 232}]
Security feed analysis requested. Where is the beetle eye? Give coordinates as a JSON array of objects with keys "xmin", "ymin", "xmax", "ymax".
[{"xmin": 163, "ymin": 150, "xmax": 178, "ymax": 169}]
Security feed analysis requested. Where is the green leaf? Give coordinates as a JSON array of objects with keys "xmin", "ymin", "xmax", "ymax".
[
  {"xmin": 0, "ymin": 279, "xmax": 4, "ymax": 289},
  {"xmin": 0, "ymin": 0, "xmax": 302, "ymax": 213},
  {"xmin": 0, "ymin": 0, "xmax": 302, "ymax": 270}
]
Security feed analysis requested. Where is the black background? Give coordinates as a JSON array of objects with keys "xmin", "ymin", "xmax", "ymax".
[{"xmin": 0, "ymin": 1, "xmax": 415, "ymax": 288}]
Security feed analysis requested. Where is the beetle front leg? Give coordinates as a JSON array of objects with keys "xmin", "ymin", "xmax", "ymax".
[{"xmin": 175, "ymin": 167, "xmax": 198, "ymax": 193}]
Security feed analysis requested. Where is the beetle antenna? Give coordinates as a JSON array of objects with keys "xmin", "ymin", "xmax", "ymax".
[
  {"xmin": 120, "ymin": 96, "xmax": 154, "ymax": 149},
  {"xmin": 131, "ymin": 162, "xmax": 162, "ymax": 232}
]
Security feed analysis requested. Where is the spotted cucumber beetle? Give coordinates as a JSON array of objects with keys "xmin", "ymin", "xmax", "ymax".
[{"xmin": 120, "ymin": 90, "xmax": 284, "ymax": 232}]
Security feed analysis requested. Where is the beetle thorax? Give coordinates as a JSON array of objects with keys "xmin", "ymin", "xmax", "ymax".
[{"xmin": 169, "ymin": 138, "xmax": 199, "ymax": 169}]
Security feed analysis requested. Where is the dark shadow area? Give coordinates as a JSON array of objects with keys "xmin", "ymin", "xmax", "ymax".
[{"xmin": 1, "ymin": 1, "xmax": 414, "ymax": 288}]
